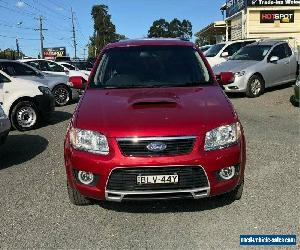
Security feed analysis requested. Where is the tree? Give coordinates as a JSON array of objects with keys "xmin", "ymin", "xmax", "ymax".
[
  {"xmin": 148, "ymin": 18, "xmax": 193, "ymax": 40},
  {"xmin": 88, "ymin": 5, "xmax": 126, "ymax": 58},
  {"xmin": 148, "ymin": 19, "xmax": 169, "ymax": 38},
  {"xmin": 0, "ymin": 48, "xmax": 25, "ymax": 59}
]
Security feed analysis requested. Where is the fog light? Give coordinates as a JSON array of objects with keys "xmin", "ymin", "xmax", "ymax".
[
  {"xmin": 78, "ymin": 171, "xmax": 94, "ymax": 185},
  {"xmin": 219, "ymin": 166, "xmax": 235, "ymax": 180}
]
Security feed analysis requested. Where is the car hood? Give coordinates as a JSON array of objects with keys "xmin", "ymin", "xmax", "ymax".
[
  {"xmin": 75, "ymin": 86, "xmax": 236, "ymax": 138},
  {"xmin": 213, "ymin": 60, "xmax": 259, "ymax": 74}
]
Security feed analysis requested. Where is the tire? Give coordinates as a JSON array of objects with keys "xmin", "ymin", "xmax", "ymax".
[
  {"xmin": 246, "ymin": 75, "xmax": 265, "ymax": 98},
  {"xmin": 10, "ymin": 100, "xmax": 39, "ymax": 131},
  {"xmin": 52, "ymin": 85, "xmax": 71, "ymax": 107},
  {"xmin": 221, "ymin": 180, "xmax": 244, "ymax": 202},
  {"xmin": 67, "ymin": 184, "xmax": 92, "ymax": 206},
  {"xmin": 290, "ymin": 95, "xmax": 300, "ymax": 107}
]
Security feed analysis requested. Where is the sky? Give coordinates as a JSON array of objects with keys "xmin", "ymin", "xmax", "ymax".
[{"xmin": 0, "ymin": 0, "xmax": 225, "ymax": 58}]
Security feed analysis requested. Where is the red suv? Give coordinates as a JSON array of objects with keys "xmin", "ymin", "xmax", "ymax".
[{"xmin": 64, "ymin": 39, "xmax": 246, "ymax": 205}]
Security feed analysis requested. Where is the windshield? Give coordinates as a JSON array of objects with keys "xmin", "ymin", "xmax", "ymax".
[
  {"xmin": 230, "ymin": 45, "xmax": 272, "ymax": 61},
  {"xmin": 204, "ymin": 43, "xmax": 225, "ymax": 57},
  {"xmin": 91, "ymin": 46, "xmax": 211, "ymax": 89}
]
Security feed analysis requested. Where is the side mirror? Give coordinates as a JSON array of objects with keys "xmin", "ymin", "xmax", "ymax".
[
  {"xmin": 269, "ymin": 56, "xmax": 279, "ymax": 63},
  {"xmin": 221, "ymin": 51, "xmax": 229, "ymax": 58},
  {"xmin": 216, "ymin": 72, "xmax": 235, "ymax": 86},
  {"xmin": 69, "ymin": 76, "xmax": 86, "ymax": 89}
]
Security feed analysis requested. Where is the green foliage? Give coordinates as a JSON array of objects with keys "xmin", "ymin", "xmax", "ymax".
[
  {"xmin": 88, "ymin": 5, "xmax": 126, "ymax": 58},
  {"xmin": 148, "ymin": 18, "xmax": 192, "ymax": 40},
  {"xmin": 0, "ymin": 48, "xmax": 25, "ymax": 59}
]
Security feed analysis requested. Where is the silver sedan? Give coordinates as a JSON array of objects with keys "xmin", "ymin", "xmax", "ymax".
[
  {"xmin": 0, "ymin": 104, "xmax": 10, "ymax": 145},
  {"xmin": 213, "ymin": 40, "xmax": 298, "ymax": 97}
]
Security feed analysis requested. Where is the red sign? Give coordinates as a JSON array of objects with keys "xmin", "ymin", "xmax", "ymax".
[{"xmin": 260, "ymin": 10, "xmax": 294, "ymax": 23}]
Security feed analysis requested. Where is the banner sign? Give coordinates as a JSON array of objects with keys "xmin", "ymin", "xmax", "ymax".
[
  {"xmin": 260, "ymin": 10, "xmax": 295, "ymax": 22},
  {"xmin": 249, "ymin": 0, "xmax": 300, "ymax": 6},
  {"xmin": 43, "ymin": 47, "xmax": 66, "ymax": 60},
  {"xmin": 226, "ymin": 0, "xmax": 247, "ymax": 17}
]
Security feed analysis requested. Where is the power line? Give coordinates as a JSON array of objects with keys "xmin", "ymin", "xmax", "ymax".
[{"xmin": 0, "ymin": 34, "xmax": 39, "ymax": 40}]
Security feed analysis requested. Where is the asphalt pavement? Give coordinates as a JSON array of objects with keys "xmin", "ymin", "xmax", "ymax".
[{"xmin": 0, "ymin": 85, "xmax": 299, "ymax": 249}]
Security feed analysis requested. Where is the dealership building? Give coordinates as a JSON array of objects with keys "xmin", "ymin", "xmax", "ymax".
[{"xmin": 225, "ymin": 0, "xmax": 300, "ymax": 49}]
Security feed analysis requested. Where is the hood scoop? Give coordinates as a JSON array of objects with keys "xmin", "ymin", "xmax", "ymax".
[
  {"xmin": 128, "ymin": 92, "xmax": 180, "ymax": 109},
  {"xmin": 131, "ymin": 99, "xmax": 178, "ymax": 109}
]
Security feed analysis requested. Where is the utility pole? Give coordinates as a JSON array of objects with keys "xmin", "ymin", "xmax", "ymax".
[
  {"xmin": 71, "ymin": 8, "xmax": 77, "ymax": 59},
  {"xmin": 16, "ymin": 38, "xmax": 20, "ymax": 58},
  {"xmin": 35, "ymin": 16, "xmax": 47, "ymax": 59},
  {"xmin": 83, "ymin": 48, "xmax": 86, "ymax": 60}
]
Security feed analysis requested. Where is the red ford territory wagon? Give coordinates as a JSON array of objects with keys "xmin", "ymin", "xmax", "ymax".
[{"xmin": 64, "ymin": 39, "xmax": 246, "ymax": 205}]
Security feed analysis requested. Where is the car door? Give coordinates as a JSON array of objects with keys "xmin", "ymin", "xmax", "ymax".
[
  {"xmin": 283, "ymin": 43, "xmax": 297, "ymax": 82},
  {"xmin": 264, "ymin": 44, "xmax": 289, "ymax": 86},
  {"xmin": 0, "ymin": 72, "xmax": 12, "ymax": 113}
]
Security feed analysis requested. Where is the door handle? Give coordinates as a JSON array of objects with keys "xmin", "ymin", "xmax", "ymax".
[
  {"xmin": 5, "ymin": 91, "xmax": 9, "ymax": 93},
  {"xmin": 284, "ymin": 61, "xmax": 289, "ymax": 64}
]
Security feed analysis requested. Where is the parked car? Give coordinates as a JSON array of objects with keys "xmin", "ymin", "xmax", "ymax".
[
  {"xmin": 21, "ymin": 58, "xmax": 89, "ymax": 80},
  {"xmin": 0, "ymin": 60, "xmax": 79, "ymax": 106},
  {"xmin": 204, "ymin": 39, "xmax": 256, "ymax": 67},
  {"xmin": 64, "ymin": 39, "xmax": 246, "ymax": 205},
  {"xmin": 0, "ymin": 104, "xmax": 10, "ymax": 145},
  {"xmin": 213, "ymin": 40, "xmax": 298, "ymax": 97},
  {"xmin": 56, "ymin": 61, "xmax": 90, "ymax": 81},
  {"xmin": 0, "ymin": 70, "xmax": 54, "ymax": 131},
  {"xmin": 70, "ymin": 60, "xmax": 93, "ymax": 76},
  {"xmin": 290, "ymin": 75, "xmax": 300, "ymax": 107}
]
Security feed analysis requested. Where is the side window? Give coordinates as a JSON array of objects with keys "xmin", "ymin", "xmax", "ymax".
[
  {"xmin": 269, "ymin": 44, "xmax": 287, "ymax": 60},
  {"xmin": 284, "ymin": 43, "xmax": 293, "ymax": 57},
  {"xmin": 242, "ymin": 41, "xmax": 255, "ymax": 47},
  {"xmin": 0, "ymin": 62, "xmax": 36, "ymax": 76},
  {"xmin": 26, "ymin": 61, "xmax": 41, "ymax": 70},
  {"xmin": 47, "ymin": 61, "xmax": 65, "ymax": 72},
  {"xmin": 12, "ymin": 63, "xmax": 37, "ymax": 76},
  {"xmin": 39, "ymin": 61, "xmax": 51, "ymax": 71},
  {"xmin": 224, "ymin": 42, "xmax": 242, "ymax": 56}
]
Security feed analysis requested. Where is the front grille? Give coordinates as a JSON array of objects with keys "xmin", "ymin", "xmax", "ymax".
[
  {"xmin": 117, "ymin": 136, "xmax": 195, "ymax": 157},
  {"xmin": 107, "ymin": 166, "xmax": 209, "ymax": 191}
]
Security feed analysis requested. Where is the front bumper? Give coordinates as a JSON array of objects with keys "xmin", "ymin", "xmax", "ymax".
[
  {"xmin": 223, "ymin": 75, "xmax": 248, "ymax": 93},
  {"xmin": 64, "ymin": 134, "xmax": 246, "ymax": 202},
  {"xmin": 71, "ymin": 88, "xmax": 80, "ymax": 101},
  {"xmin": 34, "ymin": 94, "xmax": 55, "ymax": 119},
  {"xmin": 0, "ymin": 118, "xmax": 10, "ymax": 145}
]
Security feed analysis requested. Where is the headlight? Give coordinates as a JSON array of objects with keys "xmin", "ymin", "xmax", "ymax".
[
  {"xmin": 38, "ymin": 86, "xmax": 52, "ymax": 95},
  {"xmin": 204, "ymin": 122, "xmax": 241, "ymax": 151},
  {"xmin": 234, "ymin": 71, "xmax": 245, "ymax": 77},
  {"xmin": 0, "ymin": 106, "xmax": 7, "ymax": 119},
  {"xmin": 69, "ymin": 128, "xmax": 109, "ymax": 155}
]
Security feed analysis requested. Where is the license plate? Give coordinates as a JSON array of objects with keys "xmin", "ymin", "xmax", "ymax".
[{"xmin": 137, "ymin": 175, "xmax": 178, "ymax": 185}]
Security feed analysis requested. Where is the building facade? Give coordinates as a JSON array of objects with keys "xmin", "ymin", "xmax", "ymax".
[{"xmin": 226, "ymin": 0, "xmax": 300, "ymax": 50}]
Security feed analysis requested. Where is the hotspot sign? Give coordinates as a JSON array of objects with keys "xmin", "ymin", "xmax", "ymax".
[
  {"xmin": 43, "ymin": 47, "xmax": 66, "ymax": 60},
  {"xmin": 260, "ymin": 10, "xmax": 295, "ymax": 22}
]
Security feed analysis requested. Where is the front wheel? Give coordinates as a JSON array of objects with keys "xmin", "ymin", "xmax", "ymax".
[
  {"xmin": 246, "ymin": 75, "xmax": 265, "ymax": 98},
  {"xmin": 53, "ymin": 85, "xmax": 71, "ymax": 106},
  {"xmin": 10, "ymin": 101, "xmax": 39, "ymax": 131},
  {"xmin": 67, "ymin": 184, "xmax": 93, "ymax": 206}
]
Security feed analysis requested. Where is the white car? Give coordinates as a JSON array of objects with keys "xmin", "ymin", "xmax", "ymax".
[
  {"xmin": 56, "ymin": 61, "xmax": 90, "ymax": 81},
  {"xmin": 204, "ymin": 40, "xmax": 257, "ymax": 67},
  {"xmin": 20, "ymin": 59, "xmax": 89, "ymax": 81},
  {"xmin": 0, "ymin": 60, "xmax": 79, "ymax": 106},
  {"xmin": 0, "ymin": 70, "xmax": 55, "ymax": 131}
]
